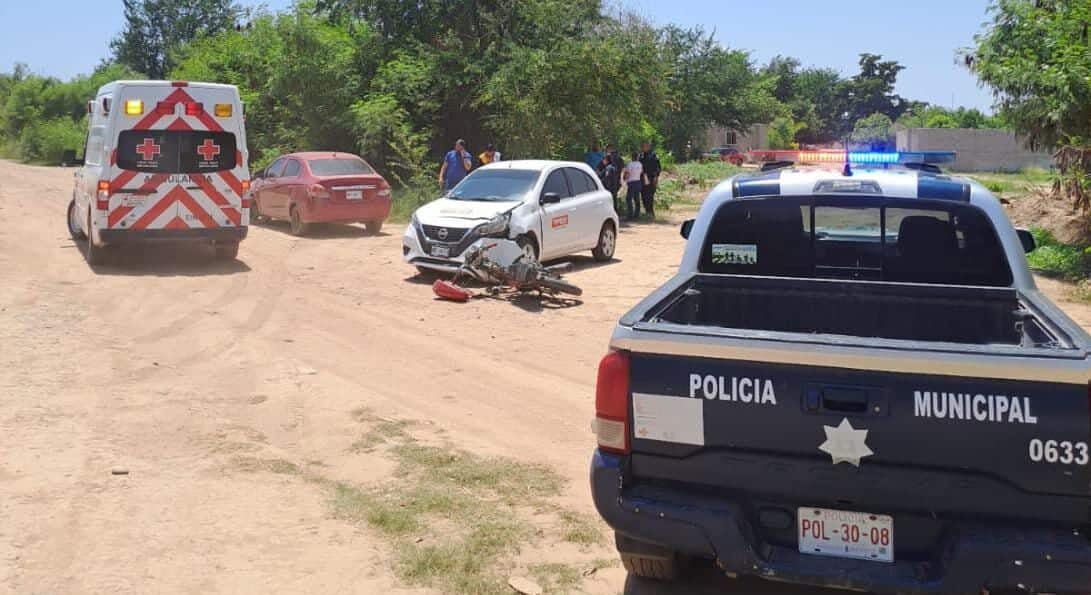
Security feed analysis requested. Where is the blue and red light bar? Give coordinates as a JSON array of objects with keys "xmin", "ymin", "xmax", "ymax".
[{"xmin": 750, "ymin": 150, "xmax": 956, "ymax": 166}]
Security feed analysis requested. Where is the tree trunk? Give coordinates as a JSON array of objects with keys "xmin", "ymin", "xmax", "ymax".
[{"xmin": 1052, "ymin": 145, "xmax": 1091, "ymax": 211}]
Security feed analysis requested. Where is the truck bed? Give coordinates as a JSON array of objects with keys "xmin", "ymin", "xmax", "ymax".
[{"xmin": 647, "ymin": 274, "xmax": 1068, "ymax": 348}]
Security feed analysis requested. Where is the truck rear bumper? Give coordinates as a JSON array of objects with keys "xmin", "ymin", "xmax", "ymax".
[
  {"xmin": 99, "ymin": 227, "xmax": 247, "ymax": 245},
  {"xmin": 591, "ymin": 450, "xmax": 1091, "ymax": 595}
]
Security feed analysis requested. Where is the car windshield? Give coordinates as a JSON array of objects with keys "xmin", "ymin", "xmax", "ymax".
[
  {"xmin": 308, "ymin": 158, "xmax": 374, "ymax": 176},
  {"xmin": 448, "ymin": 169, "xmax": 539, "ymax": 202}
]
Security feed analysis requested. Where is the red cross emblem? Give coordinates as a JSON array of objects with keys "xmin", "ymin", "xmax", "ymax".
[
  {"xmin": 135, "ymin": 138, "xmax": 161, "ymax": 161},
  {"xmin": 197, "ymin": 139, "xmax": 221, "ymax": 161}
]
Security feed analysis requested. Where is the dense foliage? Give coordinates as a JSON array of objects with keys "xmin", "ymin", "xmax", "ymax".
[
  {"xmin": 0, "ymin": 0, "xmax": 1015, "ymax": 181},
  {"xmin": 0, "ymin": 63, "xmax": 142, "ymax": 163},
  {"xmin": 965, "ymin": 0, "xmax": 1091, "ymax": 208},
  {"xmin": 112, "ymin": 0, "xmax": 243, "ymax": 79}
]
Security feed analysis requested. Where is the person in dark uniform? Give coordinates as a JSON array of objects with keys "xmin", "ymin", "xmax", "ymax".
[{"xmin": 639, "ymin": 142, "xmax": 661, "ymax": 218}]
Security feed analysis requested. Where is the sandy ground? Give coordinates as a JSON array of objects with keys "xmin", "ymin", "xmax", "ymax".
[{"xmin": 2, "ymin": 160, "xmax": 1089, "ymax": 595}]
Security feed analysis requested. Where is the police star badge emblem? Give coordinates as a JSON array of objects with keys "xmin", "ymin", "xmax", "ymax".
[{"xmin": 818, "ymin": 417, "xmax": 874, "ymax": 467}]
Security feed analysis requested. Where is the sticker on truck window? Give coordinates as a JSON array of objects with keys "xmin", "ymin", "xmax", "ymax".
[{"xmin": 711, "ymin": 243, "xmax": 757, "ymax": 265}]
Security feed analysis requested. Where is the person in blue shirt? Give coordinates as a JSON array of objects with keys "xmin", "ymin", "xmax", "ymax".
[
  {"xmin": 585, "ymin": 143, "xmax": 604, "ymax": 171},
  {"xmin": 439, "ymin": 139, "xmax": 473, "ymax": 191}
]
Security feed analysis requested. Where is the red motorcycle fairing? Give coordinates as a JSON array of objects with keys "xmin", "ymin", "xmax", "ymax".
[{"xmin": 432, "ymin": 279, "xmax": 473, "ymax": 302}]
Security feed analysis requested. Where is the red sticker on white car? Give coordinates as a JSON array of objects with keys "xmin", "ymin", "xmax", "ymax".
[{"xmin": 551, "ymin": 215, "xmax": 569, "ymax": 229}]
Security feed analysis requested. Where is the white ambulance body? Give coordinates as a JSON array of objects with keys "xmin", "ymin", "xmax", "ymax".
[{"xmin": 67, "ymin": 80, "xmax": 250, "ymax": 263}]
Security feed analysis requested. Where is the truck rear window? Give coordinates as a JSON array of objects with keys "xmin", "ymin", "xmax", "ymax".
[
  {"xmin": 116, "ymin": 130, "xmax": 238, "ymax": 173},
  {"xmin": 699, "ymin": 197, "xmax": 1013, "ymax": 286}
]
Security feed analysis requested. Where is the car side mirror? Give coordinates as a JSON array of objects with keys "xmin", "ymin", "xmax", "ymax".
[
  {"xmin": 540, "ymin": 192, "xmax": 562, "ymax": 205},
  {"xmin": 680, "ymin": 219, "xmax": 695, "ymax": 239},
  {"xmin": 1016, "ymin": 228, "xmax": 1036, "ymax": 253}
]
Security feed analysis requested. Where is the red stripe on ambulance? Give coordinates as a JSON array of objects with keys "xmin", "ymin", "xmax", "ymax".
[
  {"xmin": 189, "ymin": 174, "xmax": 240, "ymax": 225},
  {"xmin": 178, "ymin": 192, "xmax": 219, "ymax": 228}
]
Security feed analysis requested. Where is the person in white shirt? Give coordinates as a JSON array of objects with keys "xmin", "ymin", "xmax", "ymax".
[{"xmin": 621, "ymin": 152, "xmax": 647, "ymax": 220}]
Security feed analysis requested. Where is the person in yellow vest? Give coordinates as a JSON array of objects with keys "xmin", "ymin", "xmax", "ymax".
[{"xmin": 478, "ymin": 143, "xmax": 501, "ymax": 166}]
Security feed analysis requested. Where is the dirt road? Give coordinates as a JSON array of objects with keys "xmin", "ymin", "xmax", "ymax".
[{"xmin": 3, "ymin": 160, "xmax": 1088, "ymax": 595}]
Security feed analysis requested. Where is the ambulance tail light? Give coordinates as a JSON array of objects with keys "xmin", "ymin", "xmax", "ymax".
[
  {"xmin": 96, "ymin": 180, "xmax": 111, "ymax": 211},
  {"xmin": 154, "ymin": 101, "xmax": 174, "ymax": 115},
  {"xmin": 124, "ymin": 100, "xmax": 143, "ymax": 116},
  {"xmin": 594, "ymin": 350, "xmax": 631, "ymax": 455},
  {"xmin": 184, "ymin": 102, "xmax": 204, "ymax": 116},
  {"xmin": 309, "ymin": 184, "xmax": 330, "ymax": 201},
  {"xmin": 214, "ymin": 103, "xmax": 232, "ymax": 118},
  {"xmin": 241, "ymin": 179, "xmax": 251, "ymax": 193}
]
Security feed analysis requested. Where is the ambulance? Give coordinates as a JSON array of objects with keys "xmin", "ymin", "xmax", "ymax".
[{"xmin": 67, "ymin": 81, "xmax": 251, "ymax": 264}]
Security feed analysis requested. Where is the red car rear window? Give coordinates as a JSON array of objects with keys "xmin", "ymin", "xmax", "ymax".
[{"xmin": 308, "ymin": 158, "xmax": 374, "ymax": 176}]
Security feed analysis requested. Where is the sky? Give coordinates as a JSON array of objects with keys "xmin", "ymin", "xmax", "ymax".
[{"xmin": 0, "ymin": 0, "xmax": 996, "ymax": 112}]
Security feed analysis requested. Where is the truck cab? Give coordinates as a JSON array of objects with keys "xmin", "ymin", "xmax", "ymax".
[{"xmin": 591, "ymin": 157, "xmax": 1091, "ymax": 594}]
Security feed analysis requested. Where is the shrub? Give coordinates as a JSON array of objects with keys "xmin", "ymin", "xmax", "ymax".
[
  {"xmin": 1025, "ymin": 228, "xmax": 1091, "ymax": 280},
  {"xmin": 19, "ymin": 116, "xmax": 85, "ymax": 164}
]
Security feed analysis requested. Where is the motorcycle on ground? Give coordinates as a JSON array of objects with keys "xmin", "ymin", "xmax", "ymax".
[{"xmin": 432, "ymin": 239, "xmax": 583, "ymax": 302}]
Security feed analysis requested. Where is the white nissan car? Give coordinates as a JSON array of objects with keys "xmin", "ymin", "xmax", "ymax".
[{"xmin": 403, "ymin": 160, "xmax": 619, "ymax": 274}]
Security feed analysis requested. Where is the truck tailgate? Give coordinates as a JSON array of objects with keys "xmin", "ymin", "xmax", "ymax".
[{"xmin": 628, "ymin": 353, "xmax": 1091, "ymax": 524}]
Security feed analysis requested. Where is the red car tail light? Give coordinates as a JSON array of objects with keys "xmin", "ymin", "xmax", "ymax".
[
  {"xmin": 308, "ymin": 183, "xmax": 330, "ymax": 200},
  {"xmin": 378, "ymin": 180, "xmax": 391, "ymax": 198},
  {"xmin": 594, "ymin": 350, "xmax": 631, "ymax": 454}
]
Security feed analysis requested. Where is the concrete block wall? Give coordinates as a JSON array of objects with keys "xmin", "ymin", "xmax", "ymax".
[{"xmin": 896, "ymin": 128, "xmax": 1052, "ymax": 172}]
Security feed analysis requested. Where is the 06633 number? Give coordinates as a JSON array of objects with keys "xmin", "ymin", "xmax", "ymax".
[{"xmin": 1028, "ymin": 439, "xmax": 1089, "ymax": 465}]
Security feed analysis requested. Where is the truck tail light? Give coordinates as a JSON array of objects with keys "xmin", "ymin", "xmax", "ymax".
[
  {"xmin": 594, "ymin": 350, "xmax": 631, "ymax": 454},
  {"xmin": 309, "ymin": 183, "xmax": 330, "ymax": 201},
  {"xmin": 96, "ymin": 180, "xmax": 111, "ymax": 210}
]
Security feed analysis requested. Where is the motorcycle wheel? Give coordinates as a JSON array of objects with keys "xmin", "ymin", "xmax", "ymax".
[{"xmin": 537, "ymin": 277, "xmax": 583, "ymax": 297}]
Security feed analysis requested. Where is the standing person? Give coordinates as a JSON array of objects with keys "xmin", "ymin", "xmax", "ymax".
[
  {"xmin": 439, "ymin": 139, "xmax": 473, "ymax": 191},
  {"xmin": 639, "ymin": 142, "xmax": 662, "ymax": 218},
  {"xmin": 621, "ymin": 151, "xmax": 646, "ymax": 220},
  {"xmin": 478, "ymin": 143, "xmax": 500, "ymax": 166},
  {"xmin": 585, "ymin": 142, "xmax": 604, "ymax": 171},
  {"xmin": 599, "ymin": 153, "xmax": 621, "ymax": 212}
]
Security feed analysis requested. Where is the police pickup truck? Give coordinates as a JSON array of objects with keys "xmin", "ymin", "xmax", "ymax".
[{"xmin": 590, "ymin": 154, "xmax": 1091, "ymax": 594}]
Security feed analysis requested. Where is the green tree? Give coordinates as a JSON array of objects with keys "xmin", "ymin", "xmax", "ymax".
[
  {"xmin": 761, "ymin": 56, "xmax": 845, "ymax": 145},
  {"xmin": 173, "ymin": 6, "xmax": 375, "ymax": 168},
  {"xmin": 964, "ymin": 0, "xmax": 1091, "ymax": 208},
  {"xmin": 768, "ymin": 116, "xmax": 803, "ymax": 150},
  {"xmin": 851, "ymin": 112, "xmax": 895, "ymax": 150},
  {"xmin": 112, "ymin": 0, "xmax": 243, "ymax": 79},
  {"xmin": 656, "ymin": 26, "xmax": 776, "ymax": 160},
  {"xmin": 840, "ymin": 53, "xmax": 910, "ymax": 136}
]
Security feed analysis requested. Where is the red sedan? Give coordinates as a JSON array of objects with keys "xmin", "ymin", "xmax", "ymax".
[{"xmin": 249, "ymin": 151, "xmax": 392, "ymax": 236}]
